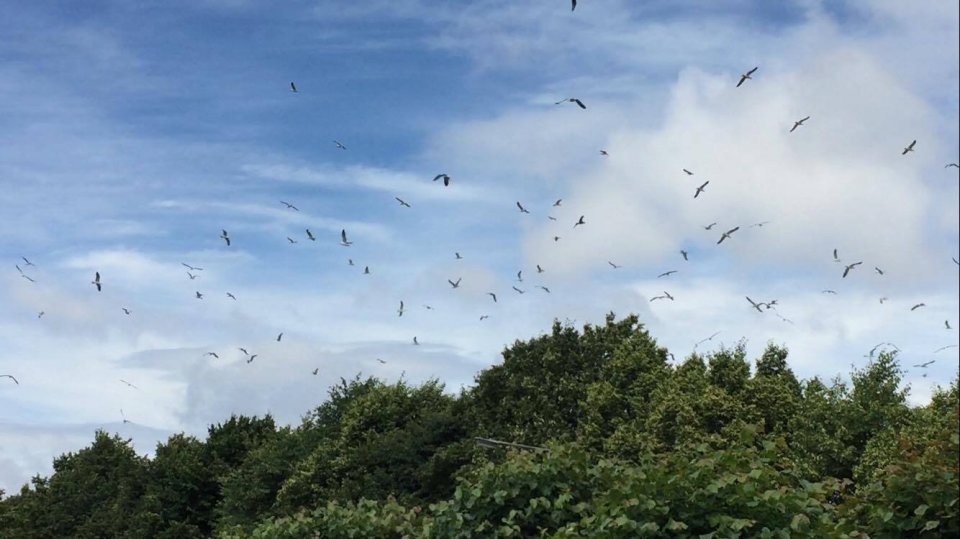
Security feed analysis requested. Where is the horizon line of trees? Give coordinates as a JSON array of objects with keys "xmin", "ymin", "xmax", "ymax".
[{"xmin": 1, "ymin": 313, "xmax": 957, "ymax": 537}]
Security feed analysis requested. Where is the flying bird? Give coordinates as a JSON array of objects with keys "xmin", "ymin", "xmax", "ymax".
[
  {"xmin": 833, "ymin": 249, "xmax": 840, "ymax": 262},
  {"xmin": 412, "ymin": 336, "xmax": 419, "ymax": 345},
  {"xmin": 479, "ymin": 315, "xmax": 489, "ymax": 321},
  {"xmin": 516, "ymin": 270, "xmax": 523, "ymax": 282},
  {"xmin": 750, "ymin": 221, "xmax": 770, "ymax": 228},
  {"xmin": 842, "ymin": 261, "xmax": 863, "ymax": 278},
  {"xmin": 657, "ymin": 270, "xmax": 678, "ymax": 278},
  {"xmin": 516, "ymin": 201, "xmax": 530, "ymax": 214},
  {"xmin": 608, "ymin": 261, "xmax": 621, "ymax": 269},
  {"xmin": 91, "ymin": 272, "xmax": 101, "ymax": 292},
  {"xmin": 1, "ymin": 374, "xmax": 19, "ymax": 385},
  {"xmin": 182, "ymin": 263, "xmax": 203, "ymax": 271},
  {"xmin": 363, "ymin": 266, "xmax": 370, "ymax": 274},
  {"xmin": 226, "ymin": 292, "xmax": 237, "ymax": 300},
  {"xmin": 683, "ymin": 169, "xmax": 694, "ymax": 176},
  {"xmin": 187, "ymin": 272, "xmax": 198, "ymax": 280},
  {"xmin": 600, "ymin": 150, "xmax": 608, "ymax": 156},
  {"xmin": 21, "ymin": 274, "xmax": 35, "ymax": 283},
  {"xmin": 555, "ymin": 97, "xmax": 586, "ymax": 109},
  {"xmin": 37, "ymin": 311, "xmax": 44, "ymax": 319},
  {"xmin": 680, "ymin": 250, "xmax": 688, "ymax": 261},
  {"xmin": 946, "ymin": 320, "xmax": 952, "ymax": 330},
  {"xmin": 312, "ymin": 368, "xmax": 319, "ymax": 375},
  {"xmin": 433, "ymin": 173, "xmax": 451, "ymax": 186},
  {"xmin": 276, "ymin": 332, "xmax": 283, "ymax": 342},
  {"xmin": 746, "ymin": 296, "xmax": 764, "ymax": 313},
  {"xmin": 512, "ymin": 286, "xmax": 525, "ymax": 294},
  {"xmin": 694, "ymin": 331, "xmax": 721, "ymax": 348},
  {"xmin": 736, "ymin": 66, "xmax": 758, "ymax": 87},
  {"xmin": 206, "ymin": 352, "xmax": 219, "ymax": 359},
  {"xmin": 398, "ymin": 301, "xmax": 405, "ymax": 317},
  {"xmin": 348, "ymin": 259, "xmax": 354, "ymax": 266},
  {"xmin": 789, "ymin": 116, "xmax": 810, "ymax": 133},
  {"xmin": 220, "ymin": 230, "xmax": 231, "ymax": 246},
  {"xmin": 377, "ymin": 358, "xmax": 387, "ymax": 364},
  {"xmin": 21, "ymin": 257, "xmax": 34, "ymax": 266},
  {"xmin": 287, "ymin": 237, "xmax": 297, "ymax": 244},
  {"xmin": 822, "ymin": 289, "xmax": 838, "ymax": 295},
  {"xmin": 395, "ymin": 197, "xmax": 411, "ymax": 208},
  {"xmin": 448, "ymin": 278, "xmax": 462, "ymax": 288},
  {"xmin": 305, "ymin": 229, "xmax": 316, "ymax": 241},
  {"xmin": 455, "ymin": 252, "xmax": 463, "ymax": 260},
  {"xmin": 195, "ymin": 291, "xmax": 203, "ymax": 299},
  {"xmin": 119, "ymin": 379, "xmax": 138, "ymax": 390},
  {"xmin": 902, "ymin": 140, "xmax": 916, "ymax": 155},
  {"xmin": 946, "ymin": 163, "xmax": 960, "ymax": 168},
  {"xmin": 120, "ymin": 409, "xmax": 130, "ymax": 424},
  {"xmin": 280, "ymin": 201, "xmax": 299, "ymax": 211},
  {"xmin": 717, "ymin": 226, "xmax": 740, "ymax": 244},
  {"xmin": 571, "ymin": 0, "xmax": 576, "ymax": 11},
  {"xmin": 910, "ymin": 303, "xmax": 926, "ymax": 311},
  {"xmin": 290, "ymin": 82, "xmax": 297, "ymax": 93},
  {"xmin": 553, "ymin": 199, "xmax": 562, "ymax": 207},
  {"xmin": 934, "ymin": 345, "xmax": 958, "ymax": 353},
  {"xmin": 538, "ymin": 286, "xmax": 551, "ymax": 293},
  {"xmin": 122, "ymin": 308, "xmax": 131, "ymax": 315},
  {"xmin": 536, "ymin": 264, "xmax": 544, "ymax": 273},
  {"xmin": 487, "ymin": 292, "xmax": 497, "ymax": 303},
  {"xmin": 875, "ymin": 267, "xmax": 884, "ymax": 275},
  {"xmin": 703, "ymin": 222, "xmax": 718, "ymax": 230},
  {"xmin": 247, "ymin": 354, "xmax": 257, "ymax": 364},
  {"xmin": 913, "ymin": 360, "xmax": 935, "ymax": 368},
  {"xmin": 239, "ymin": 348, "xmax": 249, "ymax": 355},
  {"xmin": 340, "ymin": 229, "xmax": 352, "ymax": 246},
  {"xmin": 694, "ymin": 181, "xmax": 709, "ymax": 198},
  {"xmin": 333, "ymin": 140, "xmax": 347, "ymax": 150},
  {"xmin": 879, "ymin": 297, "xmax": 888, "ymax": 304},
  {"xmin": 574, "ymin": 215, "xmax": 586, "ymax": 228}
]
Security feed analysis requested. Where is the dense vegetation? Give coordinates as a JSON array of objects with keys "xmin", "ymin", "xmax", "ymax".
[{"xmin": 1, "ymin": 314, "xmax": 957, "ymax": 537}]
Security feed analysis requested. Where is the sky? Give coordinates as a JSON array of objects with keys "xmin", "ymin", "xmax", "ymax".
[{"xmin": 0, "ymin": 0, "xmax": 958, "ymax": 493}]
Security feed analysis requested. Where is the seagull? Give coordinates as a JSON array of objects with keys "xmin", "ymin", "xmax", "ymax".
[
  {"xmin": 37, "ymin": 311, "xmax": 44, "ymax": 319},
  {"xmin": 333, "ymin": 140, "xmax": 347, "ymax": 150},
  {"xmin": 879, "ymin": 297, "xmax": 888, "ymax": 304},
  {"xmin": 703, "ymin": 222, "xmax": 718, "ymax": 230},
  {"xmin": 934, "ymin": 345, "xmax": 958, "ymax": 353},
  {"xmin": 555, "ymin": 97, "xmax": 586, "ymax": 109},
  {"xmin": 868, "ymin": 342, "xmax": 900, "ymax": 357},
  {"xmin": 1, "ymin": 374, "xmax": 19, "ymax": 385},
  {"xmin": 479, "ymin": 315, "xmax": 489, "ymax": 321},
  {"xmin": 538, "ymin": 286, "xmax": 551, "ymax": 293},
  {"xmin": 206, "ymin": 352, "xmax": 219, "ymax": 359},
  {"xmin": 680, "ymin": 250, "xmax": 688, "ymax": 261},
  {"xmin": 547, "ymin": 216, "xmax": 557, "ymax": 221},
  {"xmin": 195, "ymin": 291, "xmax": 204, "ymax": 299},
  {"xmin": 363, "ymin": 266, "xmax": 370, "ymax": 274},
  {"xmin": 287, "ymin": 237, "xmax": 297, "ymax": 244},
  {"xmin": 276, "ymin": 332, "xmax": 283, "ymax": 342},
  {"xmin": 280, "ymin": 201, "xmax": 299, "ymax": 211},
  {"xmin": 649, "ymin": 294, "xmax": 669, "ymax": 302},
  {"xmin": 512, "ymin": 286, "xmax": 525, "ymax": 294},
  {"xmin": 312, "ymin": 368, "xmax": 319, "ymax": 375},
  {"xmin": 516, "ymin": 270, "xmax": 523, "ymax": 282},
  {"xmin": 91, "ymin": 272, "xmax": 102, "ymax": 292},
  {"xmin": 536, "ymin": 264, "xmax": 544, "ymax": 273},
  {"xmin": 448, "ymin": 278, "xmax": 462, "ymax": 288},
  {"xmin": 290, "ymin": 82, "xmax": 297, "ymax": 93},
  {"xmin": 608, "ymin": 261, "xmax": 621, "ymax": 269},
  {"xmin": 377, "ymin": 358, "xmax": 387, "ymax": 363},
  {"xmin": 340, "ymin": 229, "xmax": 352, "ymax": 246},
  {"xmin": 954, "ymin": 257, "xmax": 959, "ymax": 266},
  {"xmin": 433, "ymin": 173, "xmax": 451, "ymax": 186},
  {"xmin": 946, "ymin": 320, "xmax": 952, "ymax": 330},
  {"xmin": 694, "ymin": 181, "xmax": 709, "ymax": 198},
  {"xmin": 187, "ymin": 272, "xmax": 198, "ymax": 280},
  {"xmin": 120, "ymin": 409, "xmax": 130, "ymax": 424},
  {"xmin": 657, "ymin": 270, "xmax": 678, "ymax": 278},
  {"xmin": 226, "ymin": 292, "xmax": 237, "ymax": 300},
  {"xmin": 574, "ymin": 215, "xmax": 586, "ymax": 228},
  {"xmin": 455, "ymin": 252, "xmax": 463, "ymax": 260},
  {"xmin": 348, "ymin": 259, "xmax": 354, "ymax": 266},
  {"xmin": 746, "ymin": 296, "xmax": 764, "ymax": 313},
  {"xmin": 395, "ymin": 197, "xmax": 411, "ymax": 208},
  {"xmin": 182, "ymin": 263, "xmax": 203, "ymax": 271},
  {"xmin": 600, "ymin": 150, "xmax": 608, "ymax": 156},
  {"xmin": 842, "ymin": 261, "xmax": 863, "ymax": 278},
  {"xmin": 913, "ymin": 360, "xmax": 935, "ymax": 368},
  {"xmin": 736, "ymin": 66, "xmax": 758, "ymax": 87},
  {"xmin": 694, "ymin": 331, "xmax": 721, "ymax": 348},
  {"xmin": 789, "ymin": 116, "xmax": 810, "ymax": 133},
  {"xmin": 553, "ymin": 199, "xmax": 562, "ymax": 207},
  {"xmin": 875, "ymin": 267, "xmax": 884, "ymax": 275},
  {"xmin": 122, "ymin": 308, "xmax": 131, "ymax": 315},
  {"xmin": 21, "ymin": 274, "xmax": 35, "ymax": 283},
  {"xmin": 398, "ymin": 301, "xmax": 405, "ymax": 317},
  {"xmin": 946, "ymin": 163, "xmax": 960, "ymax": 169},
  {"xmin": 902, "ymin": 140, "xmax": 916, "ymax": 155},
  {"xmin": 487, "ymin": 292, "xmax": 497, "ymax": 303},
  {"xmin": 553, "ymin": 236, "xmax": 561, "ymax": 242},
  {"xmin": 683, "ymin": 169, "xmax": 694, "ymax": 176},
  {"xmin": 822, "ymin": 289, "xmax": 838, "ymax": 294},
  {"xmin": 833, "ymin": 249, "xmax": 840, "ymax": 262},
  {"xmin": 662, "ymin": 291, "xmax": 674, "ymax": 301},
  {"xmin": 423, "ymin": 304, "xmax": 433, "ymax": 310},
  {"xmin": 21, "ymin": 257, "xmax": 34, "ymax": 266},
  {"xmin": 247, "ymin": 354, "xmax": 257, "ymax": 364},
  {"xmin": 750, "ymin": 221, "xmax": 770, "ymax": 228},
  {"xmin": 571, "ymin": 0, "xmax": 576, "ymax": 11},
  {"xmin": 412, "ymin": 336, "xmax": 419, "ymax": 345},
  {"xmin": 910, "ymin": 303, "xmax": 926, "ymax": 311},
  {"xmin": 119, "ymin": 379, "xmax": 138, "ymax": 390},
  {"xmin": 220, "ymin": 230, "xmax": 231, "ymax": 246},
  {"xmin": 239, "ymin": 347, "xmax": 249, "ymax": 355},
  {"xmin": 305, "ymin": 229, "xmax": 316, "ymax": 241},
  {"xmin": 717, "ymin": 226, "xmax": 740, "ymax": 244},
  {"xmin": 516, "ymin": 201, "xmax": 530, "ymax": 214}
]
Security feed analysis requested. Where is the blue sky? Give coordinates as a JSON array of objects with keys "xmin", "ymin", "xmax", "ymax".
[{"xmin": 1, "ymin": 0, "xmax": 958, "ymax": 493}]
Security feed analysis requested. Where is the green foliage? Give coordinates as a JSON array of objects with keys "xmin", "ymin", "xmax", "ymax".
[{"xmin": 1, "ymin": 315, "xmax": 957, "ymax": 538}]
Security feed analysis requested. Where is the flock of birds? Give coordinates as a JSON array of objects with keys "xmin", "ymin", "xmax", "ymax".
[{"xmin": 3, "ymin": 8, "xmax": 959, "ymax": 428}]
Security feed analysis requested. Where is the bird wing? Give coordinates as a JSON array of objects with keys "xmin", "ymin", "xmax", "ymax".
[{"xmin": 574, "ymin": 99, "xmax": 586, "ymax": 109}]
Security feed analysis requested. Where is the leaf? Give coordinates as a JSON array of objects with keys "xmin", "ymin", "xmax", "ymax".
[
  {"xmin": 922, "ymin": 520, "xmax": 940, "ymax": 531},
  {"xmin": 914, "ymin": 504, "xmax": 929, "ymax": 516}
]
